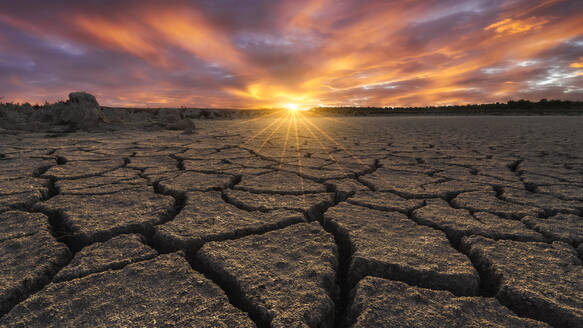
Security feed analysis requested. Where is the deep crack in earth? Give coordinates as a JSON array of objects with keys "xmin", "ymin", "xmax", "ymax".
[{"xmin": 1, "ymin": 115, "xmax": 582, "ymax": 327}]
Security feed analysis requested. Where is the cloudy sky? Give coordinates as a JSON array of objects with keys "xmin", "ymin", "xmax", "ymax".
[{"xmin": 1, "ymin": 0, "xmax": 582, "ymax": 108}]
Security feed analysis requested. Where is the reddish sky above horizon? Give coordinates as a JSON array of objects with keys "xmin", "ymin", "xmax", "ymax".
[{"xmin": 1, "ymin": 0, "xmax": 582, "ymax": 108}]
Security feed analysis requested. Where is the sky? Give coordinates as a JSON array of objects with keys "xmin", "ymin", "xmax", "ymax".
[{"xmin": 1, "ymin": 0, "xmax": 582, "ymax": 108}]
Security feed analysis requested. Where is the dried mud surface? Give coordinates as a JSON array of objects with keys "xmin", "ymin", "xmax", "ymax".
[{"xmin": 1, "ymin": 116, "xmax": 582, "ymax": 327}]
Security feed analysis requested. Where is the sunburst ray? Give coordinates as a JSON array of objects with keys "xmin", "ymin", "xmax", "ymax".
[
  {"xmin": 241, "ymin": 111, "xmax": 285, "ymax": 144},
  {"xmin": 229, "ymin": 108, "xmax": 284, "ymax": 126},
  {"xmin": 276, "ymin": 112, "xmax": 293, "ymax": 178},
  {"xmin": 299, "ymin": 112, "xmax": 367, "ymax": 167},
  {"xmin": 297, "ymin": 113, "xmax": 352, "ymax": 175},
  {"xmin": 292, "ymin": 113, "xmax": 307, "ymax": 207},
  {"xmin": 236, "ymin": 111, "xmax": 289, "ymax": 175}
]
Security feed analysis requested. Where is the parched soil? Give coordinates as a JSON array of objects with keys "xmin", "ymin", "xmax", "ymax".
[{"xmin": 1, "ymin": 116, "xmax": 582, "ymax": 327}]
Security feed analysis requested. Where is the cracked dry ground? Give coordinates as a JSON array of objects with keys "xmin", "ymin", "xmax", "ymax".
[{"xmin": 1, "ymin": 116, "xmax": 582, "ymax": 327}]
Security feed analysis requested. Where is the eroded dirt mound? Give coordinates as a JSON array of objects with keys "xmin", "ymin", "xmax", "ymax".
[{"xmin": 0, "ymin": 92, "xmax": 267, "ymax": 133}]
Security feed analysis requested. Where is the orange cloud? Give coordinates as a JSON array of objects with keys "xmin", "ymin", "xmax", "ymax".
[
  {"xmin": 485, "ymin": 17, "xmax": 548, "ymax": 35},
  {"xmin": 142, "ymin": 7, "xmax": 247, "ymax": 71},
  {"xmin": 571, "ymin": 58, "xmax": 583, "ymax": 68},
  {"xmin": 75, "ymin": 16, "xmax": 166, "ymax": 65}
]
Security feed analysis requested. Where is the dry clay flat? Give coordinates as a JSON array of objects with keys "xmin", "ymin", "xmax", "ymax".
[{"xmin": 1, "ymin": 116, "xmax": 582, "ymax": 327}]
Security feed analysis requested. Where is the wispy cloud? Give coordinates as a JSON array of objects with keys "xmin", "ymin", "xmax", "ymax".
[{"xmin": 485, "ymin": 17, "xmax": 548, "ymax": 35}]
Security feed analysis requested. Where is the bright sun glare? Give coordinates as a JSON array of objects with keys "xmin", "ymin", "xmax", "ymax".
[{"xmin": 285, "ymin": 103, "xmax": 299, "ymax": 111}]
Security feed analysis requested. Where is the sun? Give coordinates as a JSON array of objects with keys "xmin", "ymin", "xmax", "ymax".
[{"xmin": 284, "ymin": 103, "xmax": 299, "ymax": 111}]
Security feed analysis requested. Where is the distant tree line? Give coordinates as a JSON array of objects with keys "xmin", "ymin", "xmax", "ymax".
[
  {"xmin": 2, "ymin": 97, "xmax": 582, "ymax": 115},
  {"xmin": 313, "ymin": 99, "xmax": 583, "ymax": 115}
]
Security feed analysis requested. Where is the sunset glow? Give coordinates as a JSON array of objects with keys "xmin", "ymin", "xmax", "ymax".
[
  {"xmin": 285, "ymin": 104, "xmax": 300, "ymax": 112},
  {"xmin": 1, "ymin": 1, "xmax": 582, "ymax": 107}
]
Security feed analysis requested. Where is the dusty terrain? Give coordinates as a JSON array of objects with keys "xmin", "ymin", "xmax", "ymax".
[{"xmin": 1, "ymin": 115, "xmax": 582, "ymax": 327}]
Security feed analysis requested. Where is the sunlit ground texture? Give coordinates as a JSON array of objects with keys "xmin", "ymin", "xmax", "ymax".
[{"xmin": 1, "ymin": 115, "xmax": 583, "ymax": 327}]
